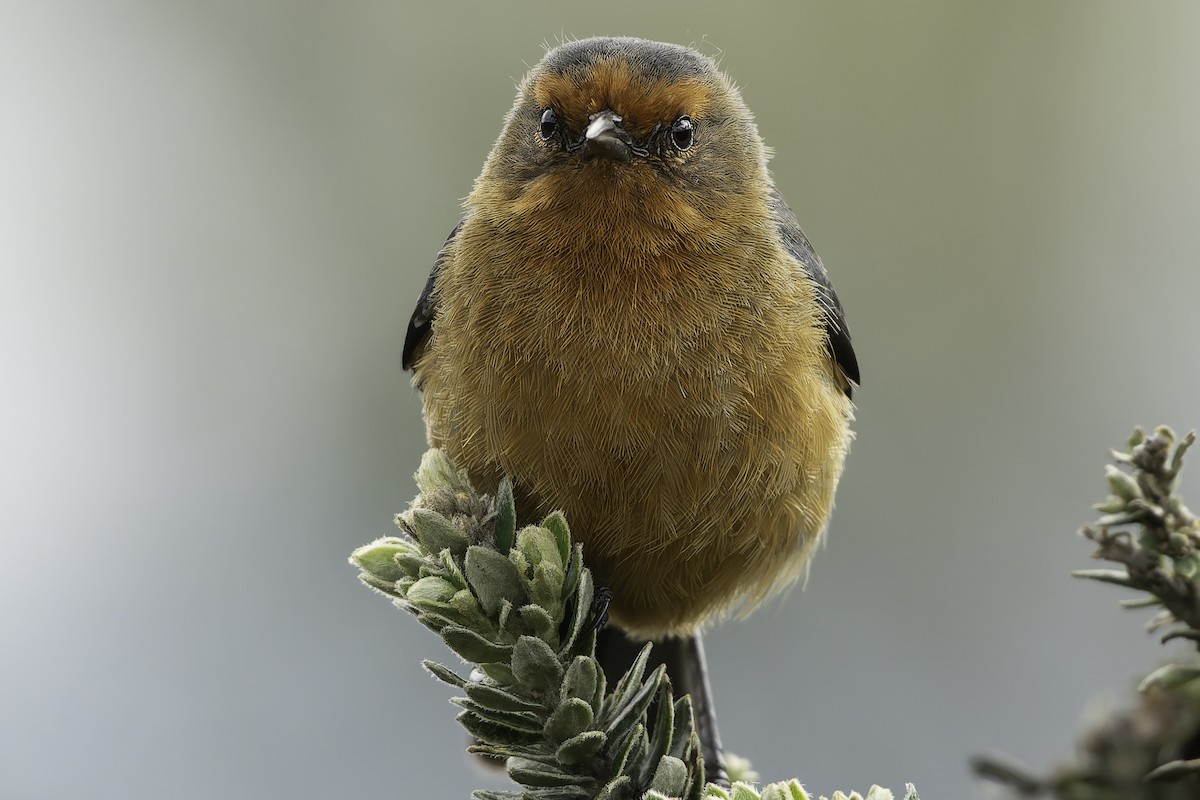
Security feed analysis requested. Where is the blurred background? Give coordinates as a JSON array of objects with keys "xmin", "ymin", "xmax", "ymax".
[{"xmin": 3, "ymin": 1, "xmax": 1200, "ymax": 798}]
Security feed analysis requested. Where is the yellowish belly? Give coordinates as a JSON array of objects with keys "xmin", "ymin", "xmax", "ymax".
[{"xmin": 415, "ymin": 238, "xmax": 852, "ymax": 635}]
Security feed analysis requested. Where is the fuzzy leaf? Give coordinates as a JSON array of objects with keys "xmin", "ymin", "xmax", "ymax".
[
  {"xmin": 646, "ymin": 679, "xmax": 675, "ymax": 771},
  {"xmin": 395, "ymin": 552, "xmax": 429, "ymax": 579},
  {"xmin": 530, "ymin": 562, "xmax": 566, "ymax": 613},
  {"xmin": 450, "ymin": 697, "xmax": 543, "ymax": 732},
  {"xmin": 542, "ymin": 511, "xmax": 572, "ymax": 567},
  {"xmin": 594, "ymin": 776, "xmax": 631, "ymax": 800},
  {"xmin": 507, "ymin": 757, "xmax": 581, "ymax": 788},
  {"xmin": 561, "ymin": 656, "xmax": 601, "ymax": 710},
  {"xmin": 494, "ymin": 477, "xmax": 516, "ymax": 555},
  {"xmin": 669, "ymin": 695, "xmax": 696, "ymax": 760},
  {"xmin": 416, "ymin": 611, "xmax": 458, "ymax": 635},
  {"xmin": 555, "ymin": 730, "xmax": 607, "ymax": 765},
  {"xmin": 650, "ymin": 755, "xmax": 689, "ymax": 796},
  {"xmin": 730, "ymin": 783, "xmax": 762, "ymax": 800},
  {"xmin": 410, "ymin": 508, "xmax": 469, "ymax": 558},
  {"xmin": 611, "ymin": 722, "xmax": 646, "ymax": 778},
  {"xmin": 407, "ymin": 575, "xmax": 457, "ymax": 608},
  {"xmin": 606, "ymin": 665, "xmax": 664, "ymax": 746},
  {"xmin": 415, "ymin": 448, "xmax": 472, "ymax": 496},
  {"xmin": 603, "ymin": 643, "xmax": 652, "ymax": 719},
  {"xmin": 544, "ymin": 697, "xmax": 594, "ymax": 744},
  {"xmin": 357, "ymin": 573, "xmax": 403, "ymax": 598},
  {"xmin": 559, "ymin": 569, "xmax": 594, "ymax": 656},
  {"xmin": 1138, "ymin": 662, "xmax": 1200, "ymax": 692},
  {"xmin": 465, "ymin": 545, "xmax": 526, "ymax": 615},
  {"xmin": 422, "ymin": 659, "xmax": 466, "ymax": 689},
  {"xmin": 349, "ymin": 537, "xmax": 417, "ymax": 582},
  {"xmin": 456, "ymin": 709, "xmax": 542, "ymax": 746},
  {"xmin": 762, "ymin": 781, "xmax": 812, "ymax": 800},
  {"xmin": 562, "ymin": 543, "xmax": 583, "ymax": 601},
  {"xmin": 478, "ymin": 661, "xmax": 515, "ymax": 685},
  {"xmin": 442, "ymin": 626, "xmax": 514, "ymax": 664},
  {"xmin": 512, "ymin": 635, "xmax": 564, "ymax": 692},
  {"xmin": 465, "ymin": 682, "xmax": 547, "ymax": 714},
  {"xmin": 518, "ymin": 603, "xmax": 558, "ymax": 644},
  {"xmin": 518, "ymin": 525, "xmax": 564, "ymax": 573}
]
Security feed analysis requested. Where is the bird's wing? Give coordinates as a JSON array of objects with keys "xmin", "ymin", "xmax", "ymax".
[
  {"xmin": 402, "ymin": 220, "xmax": 464, "ymax": 371},
  {"xmin": 769, "ymin": 188, "xmax": 860, "ymax": 398}
]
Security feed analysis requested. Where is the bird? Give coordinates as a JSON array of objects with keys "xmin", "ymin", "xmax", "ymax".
[{"xmin": 402, "ymin": 36, "xmax": 859, "ymax": 784}]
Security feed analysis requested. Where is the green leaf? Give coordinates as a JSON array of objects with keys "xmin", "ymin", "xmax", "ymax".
[
  {"xmin": 562, "ymin": 543, "xmax": 583, "ymax": 601},
  {"xmin": 456, "ymin": 709, "xmax": 542, "ymax": 746},
  {"xmin": 650, "ymin": 755, "xmax": 689, "ymax": 796},
  {"xmin": 416, "ymin": 611, "xmax": 459, "ymax": 635},
  {"xmin": 530, "ymin": 562, "xmax": 566, "ymax": 613},
  {"xmin": 465, "ymin": 682, "xmax": 547, "ymax": 714},
  {"xmin": 407, "ymin": 575, "xmax": 458, "ymax": 608},
  {"xmin": 646, "ymin": 679, "xmax": 675, "ymax": 770},
  {"xmin": 669, "ymin": 696, "xmax": 695, "ymax": 760},
  {"xmin": 761, "ymin": 781, "xmax": 812, "ymax": 800},
  {"xmin": 349, "ymin": 537, "xmax": 418, "ymax": 582},
  {"xmin": 518, "ymin": 603, "xmax": 558, "ymax": 644},
  {"xmin": 410, "ymin": 508, "xmax": 469, "ymax": 558},
  {"xmin": 356, "ymin": 573, "xmax": 403, "ymax": 598},
  {"xmin": 1138, "ymin": 662, "xmax": 1200, "ymax": 692},
  {"xmin": 730, "ymin": 783, "xmax": 762, "ymax": 800},
  {"xmin": 512, "ymin": 635, "xmax": 564, "ymax": 692},
  {"xmin": 559, "ymin": 569, "xmax": 595, "ymax": 656},
  {"xmin": 478, "ymin": 661, "xmax": 515, "ymax": 685},
  {"xmin": 610, "ymin": 722, "xmax": 646, "ymax": 777},
  {"xmin": 518, "ymin": 525, "xmax": 564, "ymax": 572},
  {"xmin": 1104, "ymin": 464, "xmax": 1141, "ymax": 502},
  {"xmin": 395, "ymin": 552, "xmax": 429, "ymax": 579},
  {"xmin": 561, "ymin": 656, "xmax": 601, "ymax": 710},
  {"xmin": 1175, "ymin": 555, "xmax": 1200, "ymax": 580},
  {"xmin": 544, "ymin": 697, "xmax": 594, "ymax": 744},
  {"xmin": 542, "ymin": 511, "xmax": 572, "ymax": 568},
  {"xmin": 594, "ymin": 775, "xmax": 631, "ymax": 800},
  {"xmin": 442, "ymin": 626, "xmax": 514, "ymax": 664},
  {"xmin": 507, "ymin": 757, "xmax": 581, "ymax": 788},
  {"xmin": 555, "ymin": 730, "xmax": 607, "ymax": 765},
  {"xmin": 422, "ymin": 659, "xmax": 466, "ymax": 688},
  {"xmin": 494, "ymin": 477, "xmax": 516, "ymax": 555},
  {"xmin": 465, "ymin": 545, "xmax": 527, "ymax": 615},
  {"xmin": 450, "ymin": 697, "xmax": 544, "ymax": 732},
  {"xmin": 415, "ymin": 448, "xmax": 474, "ymax": 496},
  {"xmin": 468, "ymin": 742, "xmax": 560, "ymax": 764},
  {"xmin": 1070, "ymin": 568, "xmax": 1136, "ymax": 588}
]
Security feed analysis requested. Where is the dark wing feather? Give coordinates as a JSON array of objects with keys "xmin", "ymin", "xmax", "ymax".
[
  {"xmin": 402, "ymin": 220, "xmax": 464, "ymax": 371},
  {"xmin": 769, "ymin": 189, "xmax": 860, "ymax": 398}
]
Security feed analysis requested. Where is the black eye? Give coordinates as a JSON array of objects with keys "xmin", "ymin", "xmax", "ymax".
[
  {"xmin": 670, "ymin": 116, "xmax": 694, "ymax": 151},
  {"xmin": 539, "ymin": 108, "xmax": 558, "ymax": 141}
]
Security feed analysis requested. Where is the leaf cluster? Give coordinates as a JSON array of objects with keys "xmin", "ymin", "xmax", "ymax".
[
  {"xmin": 975, "ymin": 426, "xmax": 1200, "ymax": 798},
  {"xmin": 350, "ymin": 449, "xmax": 919, "ymax": 800}
]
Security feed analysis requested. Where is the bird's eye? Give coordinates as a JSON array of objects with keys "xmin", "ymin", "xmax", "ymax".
[
  {"xmin": 539, "ymin": 108, "xmax": 558, "ymax": 141},
  {"xmin": 670, "ymin": 116, "xmax": 694, "ymax": 151}
]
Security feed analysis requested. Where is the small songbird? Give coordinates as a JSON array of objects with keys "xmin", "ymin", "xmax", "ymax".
[{"xmin": 402, "ymin": 36, "xmax": 858, "ymax": 780}]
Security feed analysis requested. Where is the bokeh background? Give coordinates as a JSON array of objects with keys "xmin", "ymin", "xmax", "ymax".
[{"xmin": 4, "ymin": 2, "xmax": 1200, "ymax": 798}]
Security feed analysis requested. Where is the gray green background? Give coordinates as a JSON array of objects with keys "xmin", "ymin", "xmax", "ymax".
[{"xmin": 4, "ymin": 2, "xmax": 1200, "ymax": 798}]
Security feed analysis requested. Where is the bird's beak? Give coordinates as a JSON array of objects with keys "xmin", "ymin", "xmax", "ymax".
[{"xmin": 584, "ymin": 110, "xmax": 632, "ymax": 162}]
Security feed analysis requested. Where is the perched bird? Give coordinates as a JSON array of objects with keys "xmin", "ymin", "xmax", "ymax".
[{"xmin": 403, "ymin": 36, "xmax": 858, "ymax": 781}]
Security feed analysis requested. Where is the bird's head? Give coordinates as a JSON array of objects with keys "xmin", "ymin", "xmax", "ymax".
[{"xmin": 467, "ymin": 37, "xmax": 774, "ymax": 239}]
